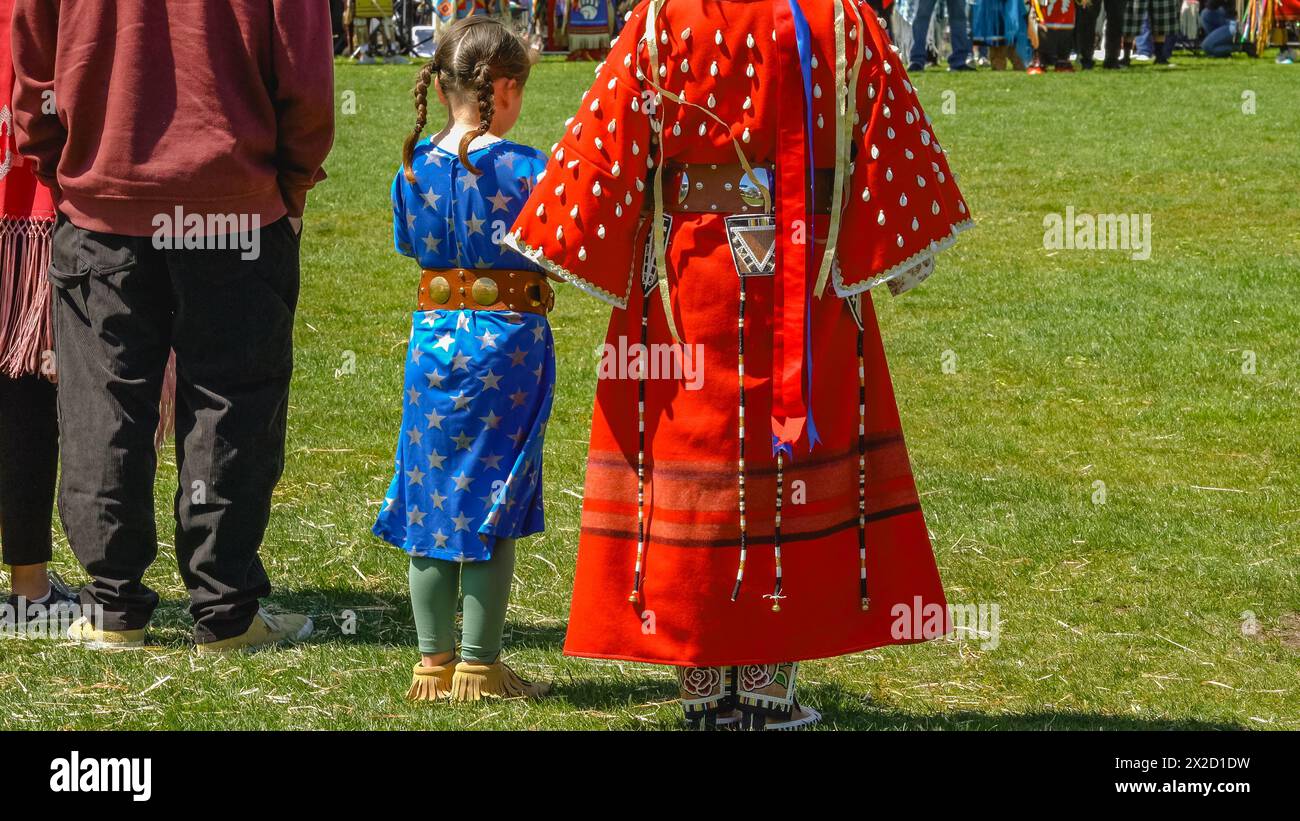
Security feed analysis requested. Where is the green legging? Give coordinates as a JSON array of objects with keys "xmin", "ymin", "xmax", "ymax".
[{"xmin": 408, "ymin": 538, "xmax": 516, "ymax": 663}]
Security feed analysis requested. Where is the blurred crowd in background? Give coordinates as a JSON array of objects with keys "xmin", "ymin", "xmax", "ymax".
[{"xmin": 331, "ymin": 0, "xmax": 1300, "ymax": 69}]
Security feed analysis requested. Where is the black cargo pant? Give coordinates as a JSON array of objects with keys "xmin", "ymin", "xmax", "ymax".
[
  {"xmin": 1039, "ymin": 29, "xmax": 1073, "ymax": 68},
  {"xmin": 1075, "ymin": 0, "xmax": 1127, "ymax": 67},
  {"xmin": 49, "ymin": 215, "xmax": 300, "ymax": 642},
  {"xmin": 0, "ymin": 374, "xmax": 58, "ymax": 567}
]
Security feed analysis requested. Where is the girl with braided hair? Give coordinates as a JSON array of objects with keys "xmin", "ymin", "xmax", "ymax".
[{"xmin": 372, "ymin": 15, "xmax": 555, "ymax": 701}]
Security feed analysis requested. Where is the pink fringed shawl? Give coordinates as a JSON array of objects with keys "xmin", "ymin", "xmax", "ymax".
[{"xmin": 0, "ymin": 0, "xmax": 56, "ymax": 380}]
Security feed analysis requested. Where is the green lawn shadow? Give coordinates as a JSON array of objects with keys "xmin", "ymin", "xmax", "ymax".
[{"xmin": 550, "ymin": 677, "xmax": 1251, "ymax": 730}]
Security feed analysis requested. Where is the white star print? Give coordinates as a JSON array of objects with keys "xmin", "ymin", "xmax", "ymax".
[
  {"xmin": 452, "ymin": 430, "xmax": 475, "ymax": 450},
  {"xmin": 477, "ymin": 369, "xmax": 503, "ymax": 390}
]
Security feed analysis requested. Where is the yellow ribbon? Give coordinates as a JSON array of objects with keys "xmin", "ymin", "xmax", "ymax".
[{"xmin": 814, "ymin": 0, "xmax": 865, "ymax": 298}]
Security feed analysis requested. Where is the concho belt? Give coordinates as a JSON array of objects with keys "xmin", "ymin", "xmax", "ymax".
[
  {"xmin": 654, "ymin": 162, "xmax": 835, "ymax": 215},
  {"xmin": 647, "ymin": 162, "xmax": 835, "ymax": 279},
  {"xmin": 419, "ymin": 268, "xmax": 554, "ymax": 315}
]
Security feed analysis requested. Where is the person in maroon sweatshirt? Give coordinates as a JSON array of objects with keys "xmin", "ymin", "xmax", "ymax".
[{"xmin": 11, "ymin": 0, "xmax": 335, "ymax": 651}]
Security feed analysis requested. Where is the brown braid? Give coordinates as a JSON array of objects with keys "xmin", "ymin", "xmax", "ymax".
[
  {"xmin": 402, "ymin": 61, "xmax": 437, "ymax": 184},
  {"xmin": 400, "ymin": 16, "xmax": 534, "ymax": 180},
  {"xmin": 458, "ymin": 62, "xmax": 497, "ymax": 174}
]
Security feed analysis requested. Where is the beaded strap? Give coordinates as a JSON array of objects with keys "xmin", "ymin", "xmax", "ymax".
[
  {"xmin": 730, "ymin": 274, "xmax": 750, "ymax": 601},
  {"xmin": 850, "ymin": 294, "xmax": 870, "ymax": 610},
  {"xmin": 628, "ymin": 224, "xmax": 663, "ymax": 604},
  {"xmin": 768, "ymin": 451, "xmax": 786, "ymax": 612}
]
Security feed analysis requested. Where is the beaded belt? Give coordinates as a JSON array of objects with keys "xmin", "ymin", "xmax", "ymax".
[
  {"xmin": 418, "ymin": 268, "xmax": 554, "ymax": 315},
  {"xmin": 654, "ymin": 162, "xmax": 836, "ymax": 215}
]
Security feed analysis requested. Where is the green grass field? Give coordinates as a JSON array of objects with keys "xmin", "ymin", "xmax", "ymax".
[{"xmin": 2, "ymin": 53, "xmax": 1297, "ymax": 730}]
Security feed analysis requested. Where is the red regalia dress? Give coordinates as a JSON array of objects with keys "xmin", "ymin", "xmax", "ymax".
[
  {"xmin": 1035, "ymin": 0, "xmax": 1075, "ymax": 29},
  {"xmin": 507, "ymin": 0, "xmax": 972, "ymax": 722}
]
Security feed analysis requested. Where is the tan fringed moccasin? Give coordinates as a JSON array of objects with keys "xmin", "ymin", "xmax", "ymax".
[
  {"xmin": 406, "ymin": 658, "xmax": 458, "ymax": 701},
  {"xmin": 450, "ymin": 659, "xmax": 551, "ymax": 701}
]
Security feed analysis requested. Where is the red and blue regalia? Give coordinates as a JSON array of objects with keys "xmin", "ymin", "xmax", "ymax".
[
  {"xmin": 431, "ymin": 0, "xmax": 509, "ymax": 37},
  {"xmin": 565, "ymin": 0, "xmax": 618, "ymax": 59},
  {"xmin": 508, "ymin": 0, "xmax": 973, "ymax": 728}
]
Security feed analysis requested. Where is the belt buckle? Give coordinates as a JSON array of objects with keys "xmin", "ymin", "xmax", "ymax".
[
  {"xmin": 524, "ymin": 276, "xmax": 556, "ymax": 313},
  {"xmin": 542, "ymin": 278, "xmax": 556, "ymax": 313},
  {"xmin": 725, "ymin": 214, "xmax": 777, "ymax": 277}
]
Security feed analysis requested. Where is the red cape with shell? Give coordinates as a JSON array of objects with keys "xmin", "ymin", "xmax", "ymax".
[{"xmin": 508, "ymin": 0, "xmax": 971, "ymax": 667}]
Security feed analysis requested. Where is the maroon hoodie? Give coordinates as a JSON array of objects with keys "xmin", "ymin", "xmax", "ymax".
[{"xmin": 10, "ymin": 0, "xmax": 334, "ymax": 236}]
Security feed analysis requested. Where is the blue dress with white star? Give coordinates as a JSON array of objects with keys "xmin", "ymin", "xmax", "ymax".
[{"xmin": 373, "ymin": 137, "xmax": 554, "ymax": 562}]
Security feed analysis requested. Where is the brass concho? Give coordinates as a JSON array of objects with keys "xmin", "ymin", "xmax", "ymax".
[
  {"xmin": 428, "ymin": 275, "xmax": 451, "ymax": 304},
  {"xmin": 738, "ymin": 167, "xmax": 773, "ymax": 209},
  {"xmin": 471, "ymin": 276, "xmax": 499, "ymax": 306}
]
